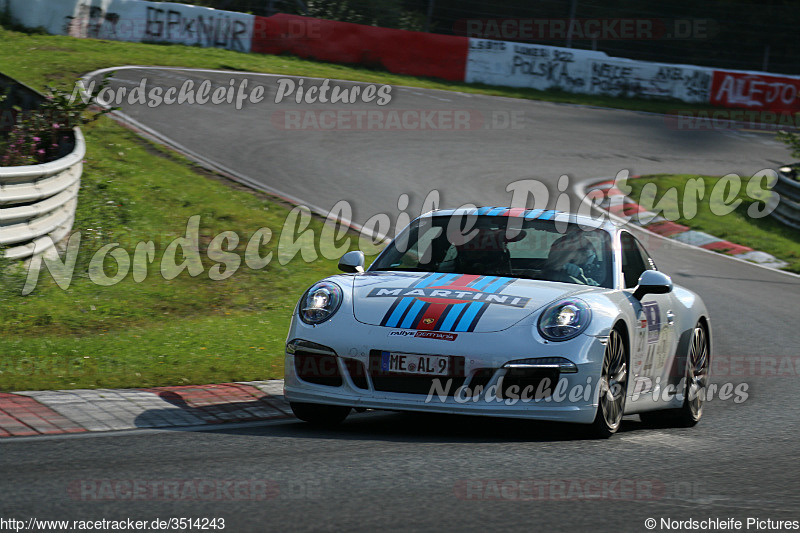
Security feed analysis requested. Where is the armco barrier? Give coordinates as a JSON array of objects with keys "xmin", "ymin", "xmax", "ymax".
[
  {"xmin": 0, "ymin": 74, "xmax": 83, "ymax": 261},
  {"xmin": 251, "ymin": 14, "xmax": 468, "ymax": 81},
  {"xmin": 770, "ymin": 165, "xmax": 800, "ymax": 231}
]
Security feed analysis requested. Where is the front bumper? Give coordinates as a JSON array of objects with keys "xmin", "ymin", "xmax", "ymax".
[{"xmin": 283, "ymin": 316, "xmax": 606, "ymax": 424}]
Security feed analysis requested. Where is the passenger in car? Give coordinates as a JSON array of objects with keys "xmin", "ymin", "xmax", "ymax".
[{"xmin": 542, "ymin": 231, "xmax": 601, "ymax": 286}]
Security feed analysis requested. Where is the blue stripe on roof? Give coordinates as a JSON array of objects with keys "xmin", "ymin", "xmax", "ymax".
[
  {"xmin": 538, "ymin": 210, "xmax": 557, "ymax": 220},
  {"xmin": 524, "ymin": 209, "xmax": 545, "ymax": 219},
  {"xmin": 486, "ymin": 207, "xmax": 507, "ymax": 216},
  {"xmin": 475, "ymin": 206, "xmax": 496, "ymax": 216}
]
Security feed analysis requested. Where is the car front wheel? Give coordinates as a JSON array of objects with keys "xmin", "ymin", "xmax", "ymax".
[{"xmin": 590, "ymin": 328, "xmax": 628, "ymax": 438}]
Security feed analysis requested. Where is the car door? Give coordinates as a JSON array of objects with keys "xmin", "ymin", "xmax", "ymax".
[{"xmin": 620, "ymin": 232, "xmax": 676, "ymax": 398}]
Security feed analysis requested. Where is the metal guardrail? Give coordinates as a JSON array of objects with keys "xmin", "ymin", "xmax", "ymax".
[
  {"xmin": 1, "ymin": 74, "xmax": 84, "ymax": 260},
  {"xmin": 771, "ymin": 164, "xmax": 800, "ymax": 232}
]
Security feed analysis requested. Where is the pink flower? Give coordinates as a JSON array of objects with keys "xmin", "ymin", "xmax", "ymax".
[
  {"xmin": 33, "ymin": 136, "xmax": 41, "ymax": 142},
  {"xmin": 37, "ymin": 149, "xmax": 45, "ymax": 155}
]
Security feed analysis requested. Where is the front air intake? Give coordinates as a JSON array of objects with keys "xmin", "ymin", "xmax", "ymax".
[{"xmin": 289, "ymin": 339, "xmax": 342, "ymax": 387}]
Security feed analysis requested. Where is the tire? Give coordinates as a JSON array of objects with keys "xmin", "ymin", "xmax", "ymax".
[
  {"xmin": 640, "ymin": 323, "xmax": 709, "ymax": 428},
  {"xmin": 290, "ymin": 402, "xmax": 351, "ymax": 427},
  {"xmin": 590, "ymin": 328, "xmax": 628, "ymax": 438}
]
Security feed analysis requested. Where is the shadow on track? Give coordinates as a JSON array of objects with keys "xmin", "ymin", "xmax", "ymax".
[{"xmin": 178, "ymin": 410, "xmax": 651, "ymax": 443}]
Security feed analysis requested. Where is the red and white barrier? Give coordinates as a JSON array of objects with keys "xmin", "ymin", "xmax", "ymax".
[
  {"xmin": 251, "ymin": 14, "xmax": 468, "ymax": 81},
  {"xmin": 710, "ymin": 70, "xmax": 800, "ymax": 114}
]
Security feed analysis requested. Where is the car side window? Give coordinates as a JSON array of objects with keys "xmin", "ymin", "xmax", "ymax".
[{"xmin": 621, "ymin": 232, "xmax": 648, "ymax": 289}]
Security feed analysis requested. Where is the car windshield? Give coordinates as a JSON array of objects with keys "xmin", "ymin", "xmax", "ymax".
[{"xmin": 370, "ymin": 215, "xmax": 614, "ymax": 288}]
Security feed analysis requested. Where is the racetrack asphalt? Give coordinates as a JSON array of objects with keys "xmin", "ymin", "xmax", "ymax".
[{"xmin": 1, "ymin": 68, "xmax": 798, "ymax": 532}]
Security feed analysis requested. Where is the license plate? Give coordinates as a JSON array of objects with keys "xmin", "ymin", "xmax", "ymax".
[{"xmin": 380, "ymin": 351, "xmax": 450, "ymax": 376}]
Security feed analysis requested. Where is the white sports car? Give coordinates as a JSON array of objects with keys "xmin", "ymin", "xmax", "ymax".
[{"xmin": 284, "ymin": 208, "xmax": 711, "ymax": 437}]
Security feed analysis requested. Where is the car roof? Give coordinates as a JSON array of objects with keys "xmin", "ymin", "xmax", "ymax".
[{"xmin": 420, "ymin": 207, "xmax": 617, "ymax": 232}]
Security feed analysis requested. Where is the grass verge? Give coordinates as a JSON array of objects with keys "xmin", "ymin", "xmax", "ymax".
[
  {"xmin": 0, "ymin": 114, "xmax": 355, "ymax": 390},
  {"xmin": 627, "ymin": 174, "xmax": 800, "ymax": 273}
]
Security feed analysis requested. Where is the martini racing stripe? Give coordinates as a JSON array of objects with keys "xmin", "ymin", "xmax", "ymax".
[
  {"xmin": 412, "ymin": 273, "xmax": 481, "ymax": 330},
  {"xmin": 504, "ymin": 208, "xmax": 526, "ymax": 217},
  {"xmin": 464, "ymin": 207, "xmax": 558, "ymax": 219},
  {"xmin": 382, "ymin": 273, "xmax": 481, "ymax": 328},
  {"xmin": 453, "ymin": 277, "xmax": 516, "ymax": 332},
  {"xmin": 380, "ymin": 273, "xmax": 454, "ymax": 327},
  {"xmin": 437, "ymin": 302, "xmax": 469, "ymax": 332},
  {"xmin": 380, "ymin": 274, "xmax": 518, "ymax": 332},
  {"xmin": 524, "ymin": 209, "xmax": 545, "ymax": 219}
]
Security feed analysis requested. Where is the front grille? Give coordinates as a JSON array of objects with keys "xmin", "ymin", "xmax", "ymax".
[
  {"xmin": 498, "ymin": 368, "xmax": 559, "ymax": 400},
  {"xmin": 368, "ymin": 350, "xmax": 465, "ymax": 395}
]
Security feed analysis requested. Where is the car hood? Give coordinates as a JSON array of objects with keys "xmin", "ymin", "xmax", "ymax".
[{"xmin": 350, "ymin": 271, "xmax": 592, "ymax": 333}]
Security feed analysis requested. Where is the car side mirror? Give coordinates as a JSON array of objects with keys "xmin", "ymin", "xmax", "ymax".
[
  {"xmin": 338, "ymin": 250, "xmax": 365, "ymax": 273},
  {"xmin": 632, "ymin": 270, "xmax": 673, "ymax": 301}
]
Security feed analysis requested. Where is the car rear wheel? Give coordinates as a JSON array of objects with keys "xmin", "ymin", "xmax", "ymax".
[
  {"xmin": 640, "ymin": 323, "xmax": 709, "ymax": 428},
  {"xmin": 590, "ymin": 328, "xmax": 628, "ymax": 438},
  {"xmin": 290, "ymin": 402, "xmax": 351, "ymax": 427}
]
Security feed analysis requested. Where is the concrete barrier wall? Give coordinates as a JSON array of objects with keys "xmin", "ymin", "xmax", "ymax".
[
  {"xmin": 6, "ymin": 0, "xmax": 255, "ymax": 52},
  {"xmin": 465, "ymin": 38, "xmax": 713, "ymax": 102}
]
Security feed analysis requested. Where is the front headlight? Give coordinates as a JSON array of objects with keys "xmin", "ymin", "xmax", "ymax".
[
  {"xmin": 537, "ymin": 299, "xmax": 591, "ymax": 341},
  {"xmin": 299, "ymin": 282, "xmax": 343, "ymax": 325}
]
